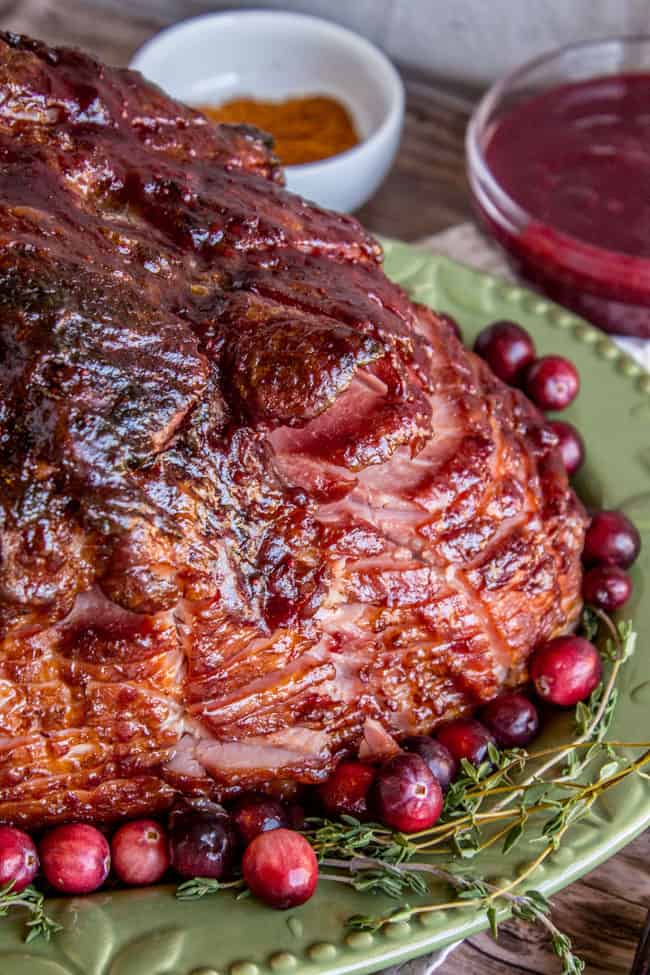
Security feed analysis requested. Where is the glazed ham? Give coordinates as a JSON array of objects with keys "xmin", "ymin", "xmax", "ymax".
[{"xmin": 0, "ymin": 33, "xmax": 587, "ymax": 827}]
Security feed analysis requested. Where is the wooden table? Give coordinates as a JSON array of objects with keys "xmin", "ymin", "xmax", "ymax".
[{"xmin": 0, "ymin": 3, "xmax": 647, "ymax": 972}]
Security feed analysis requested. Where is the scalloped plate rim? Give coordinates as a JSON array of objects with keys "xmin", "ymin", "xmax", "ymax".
[{"xmin": 0, "ymin": 240, "xmax": 648, "ymax": 975}]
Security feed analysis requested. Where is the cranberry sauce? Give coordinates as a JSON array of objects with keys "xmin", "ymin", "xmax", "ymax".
[{"xmin": 481, "ymin": 73, "xmax": 650, "ymax": 336}]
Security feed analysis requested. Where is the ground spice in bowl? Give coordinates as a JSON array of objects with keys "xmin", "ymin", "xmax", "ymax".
[{"xmin": 199, "ymin": 94, "xmax": 359, "ymax": 166}]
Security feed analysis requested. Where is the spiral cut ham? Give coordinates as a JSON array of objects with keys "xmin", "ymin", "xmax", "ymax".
[{"xmin": 0, "ymin": 32, "xmax": 587, "ymax": 827}]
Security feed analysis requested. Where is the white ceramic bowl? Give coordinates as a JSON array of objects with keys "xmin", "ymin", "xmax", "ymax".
[{"xmin": 130, "ymin": 11, "xmax": 404, "ymax": 213}]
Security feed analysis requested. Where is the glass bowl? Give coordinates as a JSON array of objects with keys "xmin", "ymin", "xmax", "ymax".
[{"xmin": 466, "ymin": 36, "xmax": 650, "ymax": 338}]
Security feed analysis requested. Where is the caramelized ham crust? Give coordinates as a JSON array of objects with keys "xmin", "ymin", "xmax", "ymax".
[{"xmin": 0, "ymin": 33, "xmax": 587, "ymax": 827}]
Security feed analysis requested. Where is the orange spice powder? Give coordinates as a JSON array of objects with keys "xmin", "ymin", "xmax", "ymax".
[{"xmin": 199, "ymin": 95, "xmax": 360, "ymax": 166}]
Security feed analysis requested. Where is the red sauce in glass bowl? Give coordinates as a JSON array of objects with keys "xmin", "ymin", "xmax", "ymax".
[{"xmin": 474, "ymin": 73, "xmax": 650, "ymax": 337}]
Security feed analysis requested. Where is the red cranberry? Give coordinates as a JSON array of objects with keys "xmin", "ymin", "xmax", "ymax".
[
  {"xmin": 231, "ymin": 795, "xmax": 288, "ymax": 847},
  {"xmin": 401, "ymin": 736, "xmax": 458, "ymax": 790},
  {"xmin": 531, "ymin": 636, "xmax": 602, "ymax": 707},
  {"xmin": 481, "ymin": 693, "xmax": 540, "ymax": 748},
  {"xmin": 111, "ymin": 819, "xmax": 169, "ymax": 886},
  {"xmin": 318, "ymin": 761, "xmax": 375, "ymax": 819},
  {"xmin": 474, "ymin": 320, "xmax": 536, "ymax": 384},
  {"xmin": 583, "ymin": 510, "xmax": 641, "ymax": 569},
  {"xmin": 0, "ymin": 826, "xmax": 38, "ymax": 893},
  {"xmin": 371, "ymin": 753, "xmax": 443, "ymax": 832},
  {"xmin": 583, "ymin": 565, "xmax": 633, "ymax": 612},
  {"xmin": 168, "ymin": 804, "xmax": 238, "ymax": 880},
  {"xmin": 242, "ymin": 828, "xmax": 317, "ymax": 909},
  {"xmin": 439, "ymin": 313, "xmax": 462, "ymax": 341},
  {"xmin": 436, "ymin": 718, "xmax": 495, "ymax": 766},
  {"xmin": 547, "ymin": 420, "xmax": 585, "ymax": 476},
  {"xmin": 524, "ymin": 356, "xmax": 580, "ymax": 410},
  {"xmin": 40, "ymin": 824, "xmax": 110, "ymax": 895}
]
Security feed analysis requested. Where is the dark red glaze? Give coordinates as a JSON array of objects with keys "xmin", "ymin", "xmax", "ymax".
[
  {"xmin": 286, "ymin": 803, "xmax": 306, "ymax": 831},
  {"xmin": 40, "ymin": 824, "xmax": 110, "ymax": 895},
  {"xmin": 547, "ymin": 420, "xmax": 585, "ymax": 476},
  {"xmin": 438, "ymin": 312, "xmax": 462, "ymax": 341},
  {"xmin": 371, "ymin": 753, "xmax": 443, "ymax": 832},
  {"xmin": 524, "ymin": 356, "xmax": 580, "ymax": 411},
  {"xmin": 231, "ymin": 795, "xmax": 288, "ymax": 846},
  {"xmin": 583, "ymin": 510, "xmax": 641, "ymax": 569},
  {"xmin": 264, "ymin": 781, "xmax": 304, "ymax": 804},
  {"xmin": 168, "ymin": 804, "xmax": 238, "ymax": 880},
  {"xmin": 436, "ymin": 719, "xmax": 496, "ymax": 766},
  {"xmin": 0, "ymin": 826, "xmax": 39, "ymax": 893},
  {"xmin": 0, "ymin": 33, "xmax": 587, "ymax": 829},
  {"xmin": 481, "ymin": 693, "xmax": 539, "ymax": 748},
  {"xmin": 473, "ymin": 320, "xmax": 535, "ymax": 384},
  {"xmin": 531, "ymin": 636, "xmax": 602, "ymax": 707},
  {"xmin": 111, "ymin": 819, "xmax": 170, "ymax": 886},
  {"xmin": 318, "ymin": 761, "xmax": 375, "ymax": 819},
  {"xmin": 582, "ymin": 565, "xmax": 633, "ymax": 612},
  {"xmin": 401, "ymin": 736, "xmax": 458, "ymax": 791},
  {"xmin": 242, "ymin": 829, "xmax": 318, "ymax": 909}
]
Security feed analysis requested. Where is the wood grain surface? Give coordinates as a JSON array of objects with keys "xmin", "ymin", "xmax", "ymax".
[{"xmin": 0, "ymin": 3, "xmax": 647, "ymax": 972}]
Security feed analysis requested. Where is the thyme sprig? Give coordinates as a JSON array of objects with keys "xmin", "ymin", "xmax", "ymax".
[
  {"xmin": 309, "ymin": 745, "xmax": 647, "ymax": 972},
  {"xmin": 176, "ymin": 876, "xmax": 246, "ymax": 900},
  {"xmin": 304, "ymin": 815, "xmax": 415, "ymax": 863},
  {"xmin": 0, "ymin": 882, "xmax": 62, "ymax": 942},
  {"xmin": 308, "ymin": 610, "xmax": 647, "ymax": 974},
  {"xmin": 170, "ymin": 611, "xmax": 643, "ymax": 974},
  {"xmin": 346, "ymin": 869, "xmax": 585, "ymax": 973},
  {"xmin": 493, "ymin": 611, "xmax": 637, "ymax": 809}
]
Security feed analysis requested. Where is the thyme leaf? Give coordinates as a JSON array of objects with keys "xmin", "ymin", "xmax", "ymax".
[
  {"xmin": 0, "ymin": 882, "xmax": 62, "ymax": 943},
  {"xmin": 305, "ymin": 611, "xmax": 645, "ymax": 975},
  {"xmin": 175, "ymin": 877, "xmax": 245, "ymax": 900}
]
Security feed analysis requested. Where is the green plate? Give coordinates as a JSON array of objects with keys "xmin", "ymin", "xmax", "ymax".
[{"xmin": 2, "ymin": 240, "xmax": 649, "ymax": 975}]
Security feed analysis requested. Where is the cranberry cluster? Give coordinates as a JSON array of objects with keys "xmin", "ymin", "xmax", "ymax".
[
  {"xmin": 473, "ymin": 318, "xmax": 641, "ymax": 612},
  {"xmin": 473, "ymin": 320, "xmax": 583, "ymax": 467},
  {"xmin": 0, "ymin": 316, "xmax": 639, "ymax": 918},
  {"xmin": 582, "ymin": 511, "xmax": 640, "ymax": 611},
  {"xmin": 473, "ymin": 319, "xmax": 579, "ymax": 408},
  {"xmin": 0, "ymin": 643, "xmax": 605, "ymax": 912}
]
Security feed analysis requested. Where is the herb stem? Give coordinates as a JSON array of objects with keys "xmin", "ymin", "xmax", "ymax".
[
  {"xmin": 582, "ymin": 748, "xmax": 650, "ymax": 796},
  {"xmin": 310, "ymin": 610, "xmax": 638, "ymax": 974},
  {"xmin": 508, "ymin": 740, "xmax": 650, "ymax": 761},
  {"xmin": 0, "ymin": 883, "xmax": 61, "ymax": 943},
  {"xmin": 319, "ymin": 872, "xmax": 356, "ymax": 885},
  {"xmin": 493, "ymin": 617, "xmax": 630, "ymax": 811}
]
